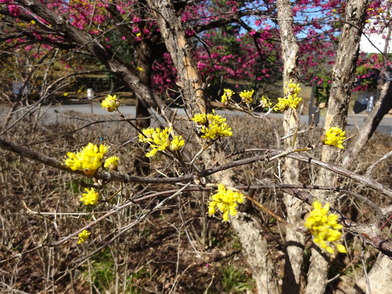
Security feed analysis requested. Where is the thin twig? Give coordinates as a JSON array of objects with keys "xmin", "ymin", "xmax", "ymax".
[{"xmin": 245, "ymin": 195, "xmax": 288, "ymax": 225}]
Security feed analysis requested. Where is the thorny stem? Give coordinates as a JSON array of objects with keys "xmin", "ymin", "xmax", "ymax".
[
  {"xmin": 117, "ymin": 109, "xmax": 146, "ymax": 137},
  {"xmin": 1, "ymin": 134, "xmax": 391, "ymax": 198},
  {"xmin": 267, "ymin": 146, "xmax": 313, "ymax": 161}
]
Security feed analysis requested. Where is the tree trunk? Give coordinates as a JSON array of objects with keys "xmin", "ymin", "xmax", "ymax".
[
  {"xmin": 342, "ymin": 72, "xmax": 392, "ymax": 168},
  {"xmin": 231, "ymin": 214, "xmax": 280, "ymax": 294},
  {"xmin": 145, "ymin": 0, "xmax": 206, "ymax": 116},
  {"xmin": 306, "ymin": 1, "xmax": 368, "ymax": 294},
  {"xmin": 144, "ymin": 1, "xmax": 280, "ymax": 292},
  {"xmin": 276, "ymin": 1, "xmax": 305, "ymax": 292},
  {"xmin": 356, "ymin": 254, "xmax": 392, "ymax": 294}
]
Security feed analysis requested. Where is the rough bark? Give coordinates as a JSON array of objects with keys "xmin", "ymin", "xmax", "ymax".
[
  {"xmin": 144, "ymin": 1, "xmax": 279, "ymax": 292},
  {"xmin": 306, "ymin": 1, "xmax": 368, "ymax": 294},
  {"xmin": 342, "ymin": 71, "xmax": 392, "ymax": 169},
  {"xmin": 322, "ymin": 0, "xmax": 368, "ymax": 162},
  {"xmin": 231, "ymin": 214, "xmax": 280, "ymax": 294},
  {"xmin": 356, "ymin": 255, "xmax": 392, "ymax": 294},
  {"xmin": 276, "ymin": 1, "xmax": 305, "ymax": 292},
  {"xmin": 145, "ymin": 0, "xmax": 207, "ymax": 116}
]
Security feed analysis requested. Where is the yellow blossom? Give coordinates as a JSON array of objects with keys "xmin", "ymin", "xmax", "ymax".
[
  {"xmin": 274, "ymin": 80, "xmax": 302, "ymax": 111},
  {"xmin": 80, "ymin": 187, "xmax": 100, "ymax": 205},
  {"xmin": 208, "ymin": 184, "xmax": 245, "ymax": 221},
  {"xmin": 192, "ymin": 111, "xmax": 233, "ymax": 140},
  {"xmin": 136, "ymin": 67, "xmax": 143, "ymax": 71},
  {"xmin": 169, "ymin": 135, "xmax": 185, "ymax": 151},
  {"xmin": 64, "ymin": 143, "xmax": 109, "ymax": 175},
  {"xmin": 285, "ymin": 80, "xmax": 301, "ymax": 96},
  {"xmin": 100, "ymin": 94, "xmax": 120, "ymax": 112},
  {"xmin": 274, "ymin": 95, "xmax": 302, "ymax": 111},
  {"xmin": 221, "ymin": 88, "xmax": 235, "ymax": 104},
  {"xmin": 260, "ymin": 95, "xmax": 272, "ymax": 108},
  {"xmin": 139, "ymin": 127, "xmax": 184, "ymax": 157},
  {"xmin": 104, "ymin": 156, "xmax": 119, "ymax": 170},
  {"xmin": 323, "ymin": 127, "xmax": 346, "ymax": 149},
  {"xmin": 78, "ymin": 230, "xmax": 91, "ymax": 244},
  {"xmin": 63, "ymin": 92, "xmax": 69, "ymax": 97},
  {"xmin": 239, "ymin": 89, "xmax": 254, "ymax": 104},
  {"xmin": 304, "ymin": 201, "xmax": 347, "ymax": 254}
]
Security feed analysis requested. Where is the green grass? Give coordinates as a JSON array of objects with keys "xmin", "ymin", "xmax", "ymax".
[{"xmin": 219, "ymin": 263, "xmax": 255, "ymax": 293}]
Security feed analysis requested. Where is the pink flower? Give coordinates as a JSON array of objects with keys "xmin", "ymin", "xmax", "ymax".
[
  {"xmin": 132, "ymin": 16, "xmax": 141, "ymax": 23},
  {"xmin": 116, "ymin": 6, "xmax": 125, "ymax": 14},
  {"xmin": 8, "ymin": 5, "xmax": 21, "ymax": 16}
]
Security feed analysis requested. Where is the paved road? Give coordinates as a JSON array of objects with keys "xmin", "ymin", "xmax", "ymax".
[
  {"xmin": 3, "ymin": 102, "xmax": 391, "ymax": 136},
  {"xmin": 46, "ymin": 102, "xmax": 392, "ymax": 136}
]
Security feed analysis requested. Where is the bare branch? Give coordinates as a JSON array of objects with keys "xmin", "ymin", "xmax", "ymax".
[{"xmin": 288, "ymin": 153, "xmax": 392, "ymax": 199}]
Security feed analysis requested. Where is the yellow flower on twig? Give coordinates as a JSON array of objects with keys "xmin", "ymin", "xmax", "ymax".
[
  {"xmin": 239, "ymin": 89, "xmax": 254, "ymax": 104},
  {"xmin": 208, "ymin": 184, "xmax": 245, "ymax": 222},
  {"xmin": 104, "ymin": 156, "xmax": 119, "ymax": 171},
  {"xmin": 169, "ymin": 136, "xmax": 185, "ymax": 152},
  {"xmin": 274, "ymin": 80, "xmax": 302, "ymax": 111},
  {"xmin": 192, "ymin": 111, "xmax": 232, "ymax": 140},
  {"xmin": 221, "ymin": 88, "xmax": 235, "ymax": 104},
  {"xmin": 139, "ymin": 127, "xmax": 184, "ymax": 157},
  {"xmin": 80, "ymin": 188, "xmax": 100, "ymax": 206},
  {"xmin": 78, "ymin": 230, "xmax": 91, "ymax": 244},
  {"xmin": 64, "ymin": 143, "xmax": 109, "ymax": 175},
  {"xmin": 323, "ymin": 127, "xmax": 346, "ymax": 149},
  {"xmin": 101, "ymin": 94, "xmax": 120, "ymax": 112},
  {"xmin": 260, "ymin": 95, "xmax": 272, "ymax": 108},
  {"xmin": 304, "ymin": 201, "xmax": 347, "ymax": 254}
]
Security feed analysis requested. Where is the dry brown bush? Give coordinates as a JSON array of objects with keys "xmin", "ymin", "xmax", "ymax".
[{"xmin": 0, "ymin": 111, "xmax": 391, "ymax": 293}]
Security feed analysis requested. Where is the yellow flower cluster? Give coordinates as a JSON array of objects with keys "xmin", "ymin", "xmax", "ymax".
[
  {"xmin": 239, "ymin": 89, "xmax": 255, "ymax": 104},
  {"xmin": 64, "ymin": 143, "xmax": 109, "ymax": 175},
  {"xmin": 78, "ymin": 229, "xmax": 91, "ymax": 244},
  {"xmin": 192, "ymin": 111, "xmax": 233, "ymax": 140},
  {"xmin": 104, "ymin": 156, "xmax": 119, "ymax": 171},
  {"xmin": 221, "ymin": 88, "xmax": 235, "ymax": 104},
  {"xmin": 285, "ymin": 80, "xmax": 301, "ymax": 95},
  {"xmin": 274, "ymin": 80, "xmax": 302, "ymax": 112},
  {"xmin": 80, "ymin": 187, "xmax": 100, "ymax": 205},
  {"xmin": 208, "ymin": 184, "xmax": 245, "ymax": 222},
  {"xmin": 220, "ymin": 88, "xmax": 255, "ymax": 105},
  {"xmin": 100, "ymin": 94, "xmax": 120, "ymax": 112},
  {"xmin": 138, "ymin": 127, "xmax": 184, "ymax": 157},
  {"xmin": 304, "ymin": 201, "xmax": 347, "ymax": 254},
  {"xmin": 323, "ymin": 127, "xmax": 346, "ymax": 149},
  {"xmin": 260, "ymin": 95, "xmax": 272, "ymax": 108},
  {"xmin": 169, "ymin": 136, "xmax": 185, "ymax": 152}
]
